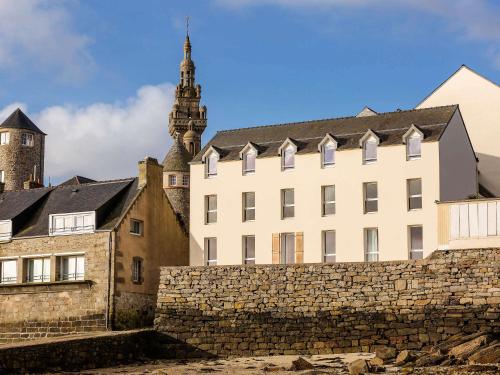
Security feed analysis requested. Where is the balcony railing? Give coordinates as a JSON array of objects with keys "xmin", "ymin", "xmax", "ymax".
[
  {"xmin": 0, "ymin": 276, "xmax": 17, "ymax": 284},
  {"xmin": 58, "ymin": 272, "xmax": 85, "ymax": 281},
  {"xmin": 26, "ymin": 274, "xmax": 51, "ymax": 283},
  {"xmin": 50, "ymin": 225, "xmax": 94, "ymax": 235}
]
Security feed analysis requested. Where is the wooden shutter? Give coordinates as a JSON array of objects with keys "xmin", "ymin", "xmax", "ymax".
[
  {"xmin": 272, "ymin": 233, "xmax": 280, "ymax": 264},
  {"xmin": 295, "ymin": 232, "xmax": 304, "ymax": 263}
]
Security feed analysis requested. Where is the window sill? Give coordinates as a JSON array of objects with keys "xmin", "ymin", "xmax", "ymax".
[
  {"xmin": 363, "ymin": 161, "xmax": 377, "ymax": 165},
  {"xmin": 0, "ymin": 279, "xmax": 92, "ymax": 292},
  {"xmin": 129, "ymin": 232, "xmax": 143, "ymax": 237}
]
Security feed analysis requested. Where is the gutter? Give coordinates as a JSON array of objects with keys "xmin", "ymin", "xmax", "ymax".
[{"xmin": 105, "ymin": 231, "xmax": 113, "ymax": 330}]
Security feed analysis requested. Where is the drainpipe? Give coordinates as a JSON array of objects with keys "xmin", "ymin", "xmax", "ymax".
[{"xmin": 105, "ymin": 231, "xmax": 113, "ymax": 330}]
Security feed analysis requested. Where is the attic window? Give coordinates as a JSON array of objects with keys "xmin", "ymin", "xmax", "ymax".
[
  {"xmin": 282, "ymin": 144, "xmax": 295, "ymax": 170},
  {"xmin": 21, "ymin": 133, "xmax": 34, "ymax": 147},
  {"xmin": 322, "ymin": 141, "xmax": 336, "ymax": 167},
  {"xmin": 206, "ymin": 151, "xmax": 218, "ymax": 178},
  {"xmin": 363, "ymin": 136, "xmax": 378, "ymax": 164},
  {"xmin": 49, "ymin": 212, "xmax": 95, "ymax": 236},
  {"xmin": 407, "ymin": 132, "xmax": 422, "ymax": 160},
  {"xmin": 243, "ymin": 149, "xmax": 256, "ymax": 175}
]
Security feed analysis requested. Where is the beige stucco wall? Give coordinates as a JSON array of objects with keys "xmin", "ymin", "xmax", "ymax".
[
  {"xmin": 190, "ymin": 142, "xmax": 444, "ymax": 265},
  {"xmin": 417, "ymin": 66, "xmax": 500, "ymax": 196}
]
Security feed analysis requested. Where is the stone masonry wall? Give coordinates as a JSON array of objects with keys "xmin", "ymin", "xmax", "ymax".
[
  {"xmin": 155, "ymin": 249, "xmax": 500, "ymax": 357},
  {"xmin": 0, "ymin": 233, "xmax": 110, "ymax": 343}
]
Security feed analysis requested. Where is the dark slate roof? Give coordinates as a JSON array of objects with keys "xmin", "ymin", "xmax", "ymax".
[
  {"xmin": 163, "ymin": 137, "xmax": 192, "ymax": 172},
  {"xmin": 0, "ymin": 188, "xmax": 52, "ymax": 221},
  {"xmin": 0, "ymin": 108, "xmax": 46, "ymax": 135},
  {"xmin": 59, "ymin": 176, "xmax": 97, "ymax": 186},
  {"xmin": 100, "ymin": 178, "xmax": 141, "ymax": 230},
  {"xmin": 15, "ymin": 179, "xmax": 135, "ymax": 237},
  {"xmin": 192, "ymin": 105, "xmax": 458, "ymax": 163}
]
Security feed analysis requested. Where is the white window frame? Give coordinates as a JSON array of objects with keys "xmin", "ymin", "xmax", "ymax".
[
  {"xmin": 26, "ymin": 257, "xmax": 51, "ymax": 283},
  {"xmin": 130, "ymin": 219, "xmax": 143, "ymax": 236},
  {"xmin": 168, "ymin": 174, "xmax": 177, "ymax": 186},
  {"xmin": 280, "ymin": 233, "xmax": 295, "ymax": 264},
  {"xmin": 0, "ymin": 131, "xmax": 9, "ymax": 145},
  {"xmin": 320, "ymin": 140, "xmax": 336, "ymax": 168},
  {"xmin": 0, "ymin": 259, "xmax": 17, "ymax": 284},
  {"xmin": 322, "ymin": 185, "xmax": 336, "ymax": 216},
  {"xmin": 322, "ymin": 230, "xmax": 336, "ymax": 263},
  {"xmin": 243, "ymin": 192, "xmax": 255, "ymax": 222},
  {"xmin": 205, "ymin": 237, "xmax": 217, "ymax": 266},
  {"xmin": 205, "ymin": 195, "xmax": 217, "ymax": 224},
  {"xmin": 243, "ymin": 235, "xmax": 255, "ymax": 264},
  {"xmin": 364, "ymin": 228, "xmax": 379, "ymax": 262},
  {"xmin": 242, "ymin": 149, "xmax": 256, "ymax": 175},
  {"xmin": 281, "ymin": 189, "xmax": 295, "ymax": 219},
  {"xmin": 58, "ymin": 255, "xmax": 85, "ymax": 281},
  {"xmin": 49, "ymin": 211, "xmax": 95, "ymax": 236},
  {"xmin": 407, "ymin": 133, "xmax": 422, "ymax": 160},
  {"xmin": 363, "ymin": 138, "xmax": 378, "ymax": 164},
  {"xmin": 205, "ymin": 151, "xmax": 219, "ymax": 178},
  {"xmin": 364, "ymin": 182, "xmax": 378, "ymax": 214},
  {"xmin": 0, "ymin": 220, "xmax": 12, "ymax": 242},
  {"xmin": 409, "ymin": 226, "xmax": 423, "ymax": 260},
  {"xmin": 282, "ymin": 144, "xmax": 295, "ymax": 170},
  {"xmin": 407, "ymin": 178, "xmax": 422, "ymax": 211},
  {"xmin": 21, "ymin": 133, "xmax": 34, "ymax": 147}
]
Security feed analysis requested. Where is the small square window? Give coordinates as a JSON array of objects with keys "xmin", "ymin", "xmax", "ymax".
[
  {"xmin": 130, "ymin": 219, "xmax": 143, "ymax": 235},
  {"xmin": 0, "ymin": 132, "xmax": 9, "ymax": 145},
  {"xmin": 0, "ymin": 259, "xmax": 17, "ymax": 284},
  {"xmin": 168, "ymin": 174, "xmax": 177, "ymax": 186},
  {"xmin": 182, "ymin": 175, "xmax": 190, "ymax": 186},
  {"xmin": 21, "ymin": 133, "xmax": 34, "ymax": 147}
]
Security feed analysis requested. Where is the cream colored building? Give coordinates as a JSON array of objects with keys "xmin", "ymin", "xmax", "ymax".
[
  {"xmin": 189, "ymin": 105, "xmax": 477, "ymax": 266},
  {"xmin": 417, "ymin": 65, "xmax": 500, "ymax": 196}
]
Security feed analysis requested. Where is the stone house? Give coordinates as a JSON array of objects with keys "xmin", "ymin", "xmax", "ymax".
[{"xmin": 0, "ymin": 157, "xmax": 188, "ymax": 343}]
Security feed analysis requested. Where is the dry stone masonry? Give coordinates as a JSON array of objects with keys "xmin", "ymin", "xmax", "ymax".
[{"xmin": 155, "ymin": 249, "xmax": 500, "ymax": 357}]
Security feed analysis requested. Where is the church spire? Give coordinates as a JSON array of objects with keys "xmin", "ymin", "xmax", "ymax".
[{"xmin": 168, "ymin": 25, "xmax": 207, "ymax": 157}]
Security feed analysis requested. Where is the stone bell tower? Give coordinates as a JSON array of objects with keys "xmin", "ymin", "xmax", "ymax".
[{"xmin": 168, "ymin": 31, "xmax": 207, "ymax": 156}]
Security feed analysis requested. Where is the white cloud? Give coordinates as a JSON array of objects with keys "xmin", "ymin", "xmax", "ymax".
[
  {"xmin": 0, "ymin": 0, "xmax": 93, "ymax": 82},
  {"xmin": 0, "ymin": 83, "xmax": 175, "ymax": 184}
]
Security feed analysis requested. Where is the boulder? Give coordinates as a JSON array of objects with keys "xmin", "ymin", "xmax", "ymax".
[
  {"xmin": 414, "ymin": 353, "xmax": 447, "ymax": 367},
  {"xmin": 374, "ymin": 346, "xmax": 397, "ymax": 361},
  {"xmin": 369, "ymin": 356, "xmax": 384, "ymax": 366},
  {"xmin": 448, "ymin": 335, "xmax": 489, "ymax": 360},
  {"xmin": 468, "ymin": 343, "xmax": 500, "ymax": 364},
  {"xmin": 348, "ymin": 359, "xmax": 368, "ymax": 375},
  {"xmin": 395, "ymin": 350, "xmax": 415, "ymax": 366},
  {"xmin": 290, "ymin": 357, "xmax": 314, "ymax": 371}
]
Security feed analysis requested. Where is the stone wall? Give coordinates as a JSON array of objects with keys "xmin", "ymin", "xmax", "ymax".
[
  {"xmin": 0, "ymin": 233, "xmax": 110, "ymax": 343},
  {"xmin": 155, "ymin": 249, "xmax": 500, "ymax": 357}
]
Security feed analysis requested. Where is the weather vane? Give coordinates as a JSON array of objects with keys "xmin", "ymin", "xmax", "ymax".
[{"xmin": 186, "ymin": 16, "xmax": 190, "ymax": 36}]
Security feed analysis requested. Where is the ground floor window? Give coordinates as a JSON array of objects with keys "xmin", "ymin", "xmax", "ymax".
[
  {"xmin": 205, "ymin": 237, "xmax": 217, "ymax": 266},
  {"xmin": 364, "ymin": 228, "xmax": 379, "ymax": 262},
  {"xmin": 409, "ymin": 226, "xmax": 423, "ymax": 260},
  {"xmin": 132, "ymin": 257, "xmax": 143, "ymax": 284},
  {"xmin": 280, "ymin": 233, "xmax": 295, "ymax": 264},
  {"xmin": 26, "ymin": 257, "xmax": 50, "ymax": 283},
  {"xmin": 0, "ymin": 259, "xmax": 17, "ymax": 284},
  {"xmin": 322, "ymin": 230, "xmax": 336, "ymax": 263},
  {"xmin": 243, "ymin": 235, "xmax": 255, "ymax": 264}
]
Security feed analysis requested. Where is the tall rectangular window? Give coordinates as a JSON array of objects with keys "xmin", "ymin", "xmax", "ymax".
[
  {"xmin": 364, "ymin": 228, "xmax": 379, "ymax": 262},
  {"xmin": 132, "ymin": 257, "xmax": 143, "ymax": 283},
  {"xmin": 205, "ymin": 237, "xmax": 217, "ymax": 266},
  {"xmin": 363, "ymin": 139, "xmax": 377, "ymax": 163},
  {"xmin": 322, "ymin": 185, "xmax": 336, "ymax": 216},
  {"xmin": 168, "ymin": 174, "xmax": 177, "ymax": 186},
  {"xmin": 0, "ymin": 132, "xmax": 9, "ymax": 145},
  {"xmin": 243, "ymin": 150, "xmax": 256, "ymax": 174},
  {"xmin": 27, "ymin": 257, "xmax": 50, "ymax": 283},
  {"xmin": 407, "ymin": 134, "xmax": 422, "ymax": 160},
  {"xmin": 21, "ymin": 133, "xmax": 34, "ymax": 147},
  {"xmin": 0, "ymin": 259, "xmax": 17, "ymax": 284},
  {"xmin": 182, "ymin": 174, "xmax": 190, "ymax": 187},
  {"xmin": 364, "ymin": 182, "xmax": 378, "ymax": 213},
  {"xmin": 243, "ymin": 235, "xmax": 255, "ymax": 264},
  {"xmin": 205, "ymin": 195, "xmax": 217, "ymax": 224},
  {"xmin": 0, "ymin": 170, "xmax": 4, "ymax": 183},
  {"xmin": 408, "ymin": 179, "xmax": 422, "ymax": 210},
  {"xmin": 322, "ymin": 230, "xmax": 336, "ymax": 263},
  {"xmin": 281, "ymin": 189, "xmax": 295, "ymax": 219},
  {"xmin": 282, "ymin": 145, "xmax": 295, "ymax": 170},
  {"xmin": 409, "ymin": 226, "xmax": 423, "ymax": 260},
  {"xmin": 322, "ymin": 142, "xmax": 336, "ymax": 167},
  {"xmin": 280, "ymin": 233, "xmax": 295, "ymax": 264},
  {"xmin": 243, "ymin": 192, "xmax": 255, "ymax": 221},
  {"xmin": 58, "ymin": 255, "xmax": 84, "ymax": 281},
  {"xmin": 206, "ymin": 153, "xmax": 218, "ymax": 178}
]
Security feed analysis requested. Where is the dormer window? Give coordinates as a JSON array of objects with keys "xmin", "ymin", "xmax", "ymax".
[
  {"xmin": 403, "ymin": 125, "xmax": 424, "ymax": 160},
  {"xmin": 360, "ymin": 130, "xmax": 380, "ymax": 164},
  {"xmin": 21, "ymin": 133, "xmax": 34, "ymax": 147},
  {"xmin": 203, "ymin": 147, "xmax": 220, "ymax": 178},
  {"xmin": 168, "ymin": 174, "xmax": 177, "ymax": 186},
  {"xmin": 240, "ymin": 142, "xmax": 258, "ymax": 175},
  {"xmin": 243, "ymin": 149, "xmax": 256, "ymax": 174},
  {"xmin": 318, "ymin": 134, "xmax": 338, "ymax": 168},
  {"xmin": 279, "ymin": 139, "xmax": 297, "ymax": 171},
  {"xmin": 0, "ymin": 220, "xmax": 12, "ymax": 242},
  {"xmin": 49, "ymin": 212, "xmax": 95, "ymax": 236}
]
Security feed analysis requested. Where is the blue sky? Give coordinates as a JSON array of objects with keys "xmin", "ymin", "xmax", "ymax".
[{"xmin": 0, "ymin": 0, "xmax": 498, "ymax": 182}]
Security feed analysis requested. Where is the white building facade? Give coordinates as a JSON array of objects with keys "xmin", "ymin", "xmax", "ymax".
[{"xmin": 190, "ymin": 105, "xmax": 477, "ymax": 266}]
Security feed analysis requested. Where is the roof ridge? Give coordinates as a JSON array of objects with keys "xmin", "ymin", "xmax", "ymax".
[
  {"xmin": 56, "ymin": 177, "xmax": 135, "ymax": 188},
  {"xmin": 216, "ymin": 105, "xmax": 458, "ymax": 134}
]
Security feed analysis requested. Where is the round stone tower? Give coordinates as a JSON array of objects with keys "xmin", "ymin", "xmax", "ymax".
[
  {"xmin": 0, "ymin": 108, "xmax": 46, "ymax": 191},
  {"xmin": 163, "ymin": 135, "xmax": 192, "ymax": 229}
]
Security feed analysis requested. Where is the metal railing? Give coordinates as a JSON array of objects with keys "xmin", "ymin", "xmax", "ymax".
[
  {"xmin": 58, "ymin": 272, "xmax": 85, "ymax": 281},
  {"xmin": 0, "ymin": 276, "xmax": 17, "ymax": 284},
  {"xmin": 26, "ymin": 274, "xmax": 51, "ymax": 283},
  {"xmin": 50, "ymin": 225, "xmax": 94, "ymax": 235}
]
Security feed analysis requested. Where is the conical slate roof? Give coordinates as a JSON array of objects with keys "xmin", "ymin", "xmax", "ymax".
[
  {"xmin": 162, "ymin": 137, "xmax": 192, "ymax": 172},
  {"xmin": 0, "ymin": 108, "xmax": 46, "ymax": 135}
]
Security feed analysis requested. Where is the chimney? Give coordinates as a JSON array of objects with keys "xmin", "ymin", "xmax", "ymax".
[
  {"xmin": 138, "ymin": 157, "xmax": 162, "ymax": 189},
  {"xmin": 24, "ymin": 174, "xmax": 44, "ymax": 190}
]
